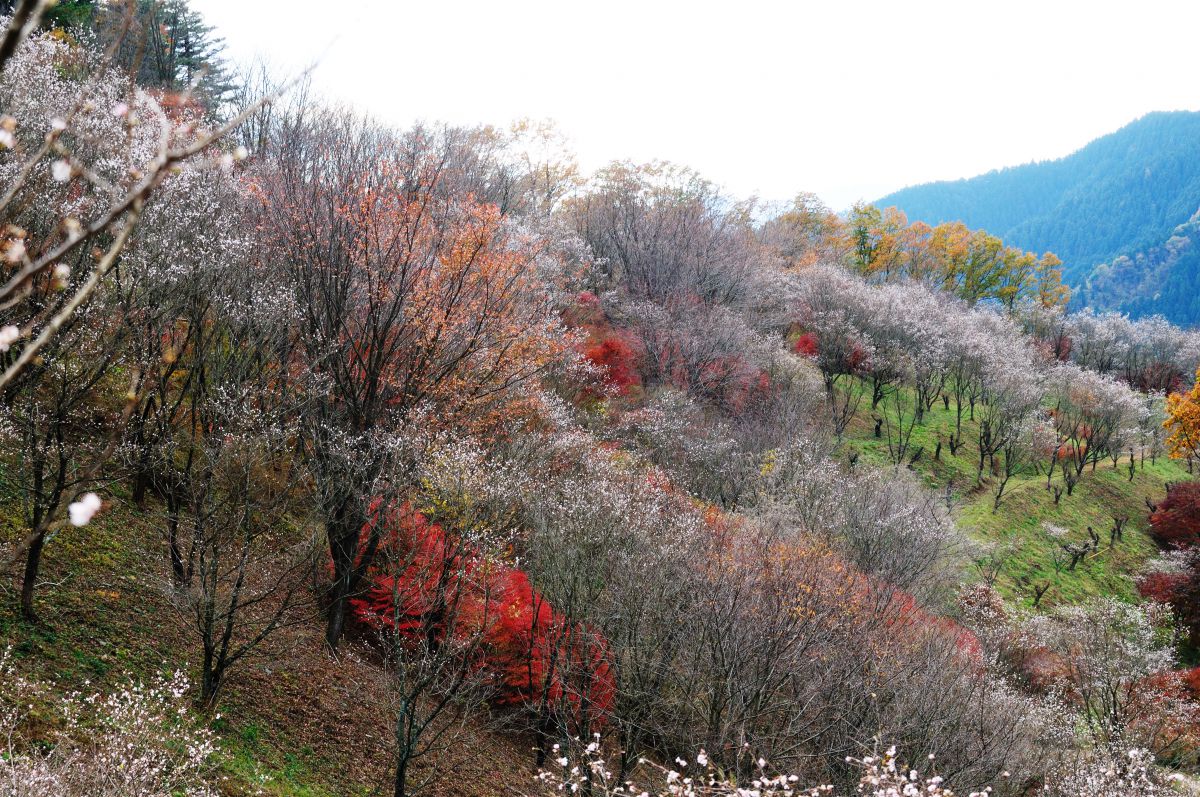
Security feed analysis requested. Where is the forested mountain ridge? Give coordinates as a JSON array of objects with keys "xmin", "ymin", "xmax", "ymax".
[
  {"xmin": 1080, "ymin": 207, "xmax": 1200, "ymax": 325},
  {"xmin": 876, "ymin": 110, "xmax": 1200, "ymax": 321}
]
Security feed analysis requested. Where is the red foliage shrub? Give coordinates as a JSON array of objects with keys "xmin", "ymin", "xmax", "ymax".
[
  {"xmin": 351, "ymin": 503, "xmax": 471, "ymax": 641},
  {"xmin": 1149, "ymin": 482, "xmax": 1200, "ymax": 550},
  {"xmin": 847, "ymin": 343, "xmax": 868, "ymax": 373},
  {"xmin": 1138, "ymin": 570, "xmax": 1189, "ymax": 606},
  {"xmin": 695, "ymin": 355, "xmax": 771, "ymax": 413},
  {"xmin": 1009, "ymin": 644, "xmax": 1070, "ymax": 693},
  {"xmin": 934, "ymin": 617, "xmax": 982, "ymax": 661},
  {"xmin": 584, "ymin": 334, "xmax": 643, "ymax": 394},
  {"xmin": 1181, "ymin": 666, "xmax": 1200, "ymax": 701},
  {"xmin": 792, "ymin": 332, "xmax": 818, "ymax": 357},
  {"xmin": 350, "ymin": 502, "xmax": 615, "ymax": 727},
  {"xmin": 1056, "ymin": 335, "xmax": 1072, "ymax": 362},
  {"xmin": 1138, "ymin": 564, "xmax": 1200, "ymax": 657},
  {"xmin": 563, "ymin": 290, "xmax": 605, "ymax": 327},
  {"xmin": 1137, "ymin": 482, "xmax": 1200, "ymax": 649},
  {"xmin": 1129, "ymin": 670, "xmax": 1200, "ymax": 757},
  {"xmin": 865, "ymin": 582, "xmax": 983, "ymax": 665},
  {"xmin": 564, "ymin": 292, "xmax": 645, "ymax": 398}
]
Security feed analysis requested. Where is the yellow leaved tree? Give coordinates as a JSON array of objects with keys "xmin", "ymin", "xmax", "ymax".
[{"xmin": 1165, "ymin": 369, "xmax": 1200, "ymax": 470}]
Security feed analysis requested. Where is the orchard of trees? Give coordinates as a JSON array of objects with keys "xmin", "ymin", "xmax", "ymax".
[{"xmin": 3, "ymin": 3, "xmax": 1200, "ymax": 797}]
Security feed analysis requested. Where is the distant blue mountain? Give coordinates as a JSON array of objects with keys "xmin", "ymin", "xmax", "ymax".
[{"xmin": 875, "ymin": 111, "xmax": 1200, "ymax": 325}]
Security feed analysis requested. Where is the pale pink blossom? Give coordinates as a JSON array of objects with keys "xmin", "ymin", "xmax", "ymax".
[{"xmin": 68, "ymin": 493, "xmax": 102, "ymax": 527}]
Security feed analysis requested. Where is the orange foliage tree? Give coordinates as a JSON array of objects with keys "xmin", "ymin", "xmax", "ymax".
[
  {"xmin": 257, "ymin": 116, "xmax": 569, "ymax": 648},
  {"xmin": 1165, "ymin": 369, "xmax": 1200, "ymax": 469},
  {"xmin": 845, "ymin": 204, "xmax": 1069, "ymax": 309}
]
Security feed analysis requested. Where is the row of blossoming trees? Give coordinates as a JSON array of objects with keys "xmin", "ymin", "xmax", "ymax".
[
  {"xmin": 792, "ymin": 263, "xmax": 1199, "ymax": 500},
  {"xmin": 1, "ymin": 8, "xmax": 1200, "ymax": 797}
]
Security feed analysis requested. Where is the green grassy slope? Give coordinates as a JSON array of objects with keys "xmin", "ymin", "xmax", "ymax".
[{"xmin": 839, "ymin": 381, "xmax": 1190, "ymax": 608}]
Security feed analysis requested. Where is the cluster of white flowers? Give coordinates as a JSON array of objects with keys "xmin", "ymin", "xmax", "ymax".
[
  {"xmin": 1139, "ymin": 548, "xmax": 1198, "ymax": 578},
  {"xmin": 1046, "ymin": 361, "xmax": 1146, "ymax": 447},
  {"xmin": 792, "ymin": 265, "xmax": 1052, "ymax": 462},
  {"xmin": 0, "ymin": 651, "xmax": 218, "ymax": 796},
  {"xmin": 610, "ymin": 387, "xmax": 744, "ymax": 495},
  {"xmin": 1011, "ymin": 597, "xmax": 1198, "ymax": 764},
  {"xmin": 1063, "ymin": 308, "xmax": 1200, "ymax": 390},
  {"xmin": 1041, "ymin": 522, "xmax": 1070, "ymax": 539},
  {"xmin": 1017, "ymin": 303, "xmax": 1200, "ymax": 393},
  {"xmin": 0, "ymin": 323, "xmax": 19, "ymax": 351},
  {"xmin": 66, "ymin": 491, "xmax": 102, "ymax": 526},
  {"xmin": 0, "ymin": 28, "xmax": 169, "ymax": 217},
  {"xmin": 753, "ymin": 434, "xmax": 958, "ymax": 598},
  {"xmin": 1045, "ymin": 746, "xmax": 1176, "ymax": 797},
  {"xmin": 535, "ymin": 742, "xmax": 995, "ymax": 797}
]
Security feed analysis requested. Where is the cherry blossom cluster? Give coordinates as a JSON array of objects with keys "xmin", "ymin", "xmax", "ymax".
[
  {"xmin": 535, "ymin": 741, "xmax": 997, "ymax": 797},
  {"xmin": 0, "ymin": 650, "xmax": 218, "ymax": 796},
  {"xmin": 1016, "ymin": 303, "xmax": 1200, "ymax": 392}
]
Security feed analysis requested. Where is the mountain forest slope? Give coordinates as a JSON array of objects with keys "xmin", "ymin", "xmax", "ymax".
[
  {"xmin": 876, "ymin": 111, "xmax": 1200, "ymax": 324},
  {"xmin": 1082, "ymin": 207, "xmax": 1200, "ymax": 324}
]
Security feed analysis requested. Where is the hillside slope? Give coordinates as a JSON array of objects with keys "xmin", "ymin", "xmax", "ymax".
[
  {"xmin": 1080, "ymin": 208, "xmax": 1200, "ymax": 325},
  {"xmin": 2, "ymin": 389, "xmax": 1191, "ymax": 797},
  {"xmin": 875, "ymin": 111, "xmax": 1200, "ymax": 318},
  {"xmin": 0, "ymin": 484, "xmax": 538, "ymax": 797},
  {"xmin": 839, "ymin": 381, "xmax": 1192, "ymax": 609}
]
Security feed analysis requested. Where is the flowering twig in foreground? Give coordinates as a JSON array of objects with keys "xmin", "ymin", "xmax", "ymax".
[{"xmin": 536, "ymin": 738, "xmax": 995, "ymax": 797}]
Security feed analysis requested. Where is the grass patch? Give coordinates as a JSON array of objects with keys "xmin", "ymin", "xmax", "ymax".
[
  {"xmin": 837, "ymin": 379, "xmax": 1192, "ymax": 608},
  {"xmin": 0, "ymin": 492, "xmax": 369, "ymax": 797},
  {"xmin": 220, "ymin": 723, "xmax": 351, "ymax": 797}
]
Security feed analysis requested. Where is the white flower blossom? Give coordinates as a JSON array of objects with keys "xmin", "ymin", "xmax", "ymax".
[
  {"xmin": 68, "ymin": 493, "xmax": 102, "ymax": 526},
  {"xmin": 0, "ymin": 325, "xmax": 19, "ymax": 351}
]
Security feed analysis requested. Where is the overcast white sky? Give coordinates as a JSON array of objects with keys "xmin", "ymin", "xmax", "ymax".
[{"xmin": 191, "ymin": 0, "xmax": 1200, "ymax": 210}]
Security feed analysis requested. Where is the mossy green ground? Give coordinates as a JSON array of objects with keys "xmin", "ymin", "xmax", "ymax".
[
  {"xmin": 839, "ymin": 380, "xmax": 1191, "ymax": 609},
  {"xmin": 0, "ymin": 482, "xmax": 353, "ymax": 796}
]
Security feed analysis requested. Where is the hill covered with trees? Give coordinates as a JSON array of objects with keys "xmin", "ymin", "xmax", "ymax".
[
  {"xmin": 6, "ymin": 4, "xmax": 1200, "ymax": 797},
  {"xmin": 1080, "ymin": 207, "xmax": 1200, "ymax": 325},
  {"xmin": 876, "ymin": 111, "xmax": 1200, "ymax": 324}
]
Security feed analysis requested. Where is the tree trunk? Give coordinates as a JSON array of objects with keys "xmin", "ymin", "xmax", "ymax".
[
  {"xmin": 533, "ymin": 709, "xmax": 554, "ymax": 768},
  {"xmin": 201, "ymin": 647, "xmax": 222, "ymax": 708},
  {"xmin": 20, "ymin": 530, "xmax": 45, "ymax": 621},
  {"xmin": 324, "ymin": 501, "xmax": 370, "ymax": 651},
  {"xmin": 393, "ymin": 757, "xmax": 408, "ymax": 797},
  {"xmin": 325, "ymin": 577, "xmax": 350, "ymax": 652},
  {"xmin": 168, "ymin": 511, "xmax": 186, "ymax": 584},
  {"xmin": 398, "ymin": 753, "xmax": 412, "ymax": 797}
]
